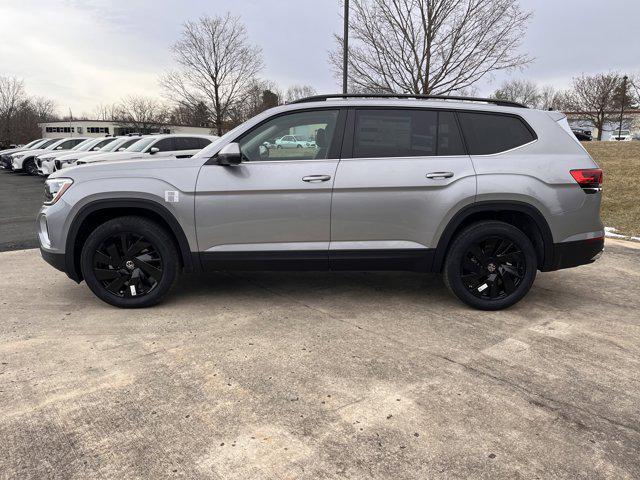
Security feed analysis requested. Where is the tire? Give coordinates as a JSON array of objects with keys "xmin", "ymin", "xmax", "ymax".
[
  {"xmin": 80, "ymin": 216, "xmax": 180, "ymax": 308},
  {"xmin": 443, "ymin": 221, "xmax": 537, "ymax": 310},
  {"xmin": 296, "ymin": 144, "xmax": 302, "ymax": 148},
  {"xmin": 24, "ymin": 158, "xmax": 37, "ymax": 175}
]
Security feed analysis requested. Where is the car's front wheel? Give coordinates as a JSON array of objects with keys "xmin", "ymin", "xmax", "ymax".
[
  {"xmin": 80, "ymin": 216, "xmax": 180, "ymax": 308},
  {"xmin": 443, "ymin": 221, "xmax": 537, "ymax": 310},
  {"xmin": 24, "ymin": 159, "xmax": 38, "ymax": 175}
]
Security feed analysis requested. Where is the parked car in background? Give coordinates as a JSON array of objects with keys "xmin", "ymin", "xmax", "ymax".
[
  {"xmin": 275, "ymin": 134, "xmax": 314, "ymax": 148},
  {"xmin": 571, "ymin": 128, "xmax": 592, "ymax": 141},
  {"xmin": 39, "ymin": 94, "xmax": 603, "ymax": 311},
  {"xmin": 73, "ymin": 134, "xmax": 218, "ymax": 166},
  {"xmin": 10, "ymin": 137, "xmax": 88, "ymax": 174},
  {"xmin": 36, "ymin": 137, "xmax": 106, "ymax": 176},
  {"xmin": 0, "ymin": 138, "xmax": 48, "ymax": 169},
  {"xmin": 609, "ymin": 129, "xmax": 633, "ymax": 141},
  {"xmin": 1, "ymin": 138, "xmax": 62, "ymax": 171},
  {"xmin": 56, "ymin": 136, "xmax": 144, "ymax": 171}
]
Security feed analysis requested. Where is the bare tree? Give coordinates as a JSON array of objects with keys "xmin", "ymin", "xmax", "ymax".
[
  {"xmin": 227, "ymin": 79, "xmax": 282, "ymax": 127},
  {"xmin": 160, "ymin": 14, "xmax": 264, "ymax": 135},
  {"xmin": 564, "ymin": 73, "xmax": 633, "ymax": 140},
  {"xmin": 285, "ymin": 85, "xmax": 317, "ymax": 103},
  {"xmin": 113, "ymin": 95, "xmax": 169, "ymax": 134},
  {"xmin": 0, "ymin": 76, "xmax": 26, "ymax": 143},
  {"xmin": 330, "ymin": 0, "xmax": 532, "ymax": 95},
  {"xmin": 492, "ymin": 79, "xmax": 539, "ymax": 107}
]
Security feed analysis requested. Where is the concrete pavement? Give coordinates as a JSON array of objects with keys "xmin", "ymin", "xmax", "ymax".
[{"xmin": 0, "ymin": 239, "xmax": 639, "ymax": 479}]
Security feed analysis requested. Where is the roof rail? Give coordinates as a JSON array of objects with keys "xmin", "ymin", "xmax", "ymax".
[{"xmin": 290, "ymin": 93, "xmax": 527, "ymax": 109}]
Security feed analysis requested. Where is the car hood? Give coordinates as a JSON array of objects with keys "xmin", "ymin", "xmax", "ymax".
[
  {"xmin": 56, "ymin": 150, "xmax": 106, "ymax": 162},
  {"xmin": 12, "ymin": 148, "xmax": 50, "ymax": 157},
  {"xmin": 0, "ymin": 147, "xmax": 28, "ymax": 155},
  {"xmin": 36, "ymin": 150, "xmax": 73, "ymax": 161},
  {"xmin": 78, "ymin": 151, "xmax": 146, "ymax": 164},
  {"xmin": 50, "ymin": 155, "xmax": 205, "ymax": 181}
]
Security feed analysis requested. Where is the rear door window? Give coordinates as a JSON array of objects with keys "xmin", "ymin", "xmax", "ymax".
[
  {"xmin": 353, "ymin": 109, "xmax": 466, "ymax": 158},
  {"xmin": 457, "ymin": 112, "xmax": 535, "ymax": 155}
]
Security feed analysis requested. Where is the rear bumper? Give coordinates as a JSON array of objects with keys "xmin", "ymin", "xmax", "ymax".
[{"xmin": 547, "ymin": 237, "xmax": 604, "ymax": 271}]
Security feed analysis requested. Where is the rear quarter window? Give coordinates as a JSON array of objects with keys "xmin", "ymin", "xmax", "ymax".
[{"xmin": 457, "ymin": 112, "xmax": 535, "ymax": 155}]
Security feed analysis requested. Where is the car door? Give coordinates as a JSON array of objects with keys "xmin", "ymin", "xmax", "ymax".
[
  {"xmin": 195, "ymin": 108, "xmax": 346, "ymax": 270},
  {"xmin": 329, "ymin": 107, "xmax": 476, "ymax": 271},
  {"xmin": 143, "ymin": 138, "xmax": 176, "ymax": 159}
]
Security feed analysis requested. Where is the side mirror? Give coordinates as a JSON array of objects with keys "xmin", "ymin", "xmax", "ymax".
[
  {"xmin": 149, "ymin": 147, "xmax": 160, "ymax": 155},
  {"xmin": 215, "ymin": 143, "xmax": 242, "ymax": 166},
  {"xmin": 118, "ymin": 147, "xmax": 126, "ymax": 151},
  {"xmin": 92, "ymin": 147, "xmax": 100, "ymax": 151},
  {"xmin": 55, "ymin": 146, "xmax": 63, "ymax": 150}
]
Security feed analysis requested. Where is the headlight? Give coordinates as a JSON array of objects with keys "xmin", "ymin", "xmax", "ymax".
[{"xmin": 44, "ymin": 178, "xmax": 73, "ymax": 205}]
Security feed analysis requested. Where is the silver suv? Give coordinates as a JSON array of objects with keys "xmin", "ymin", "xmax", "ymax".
[{"xmin": 38, "ymin": 94, "xmax": 604, "ymax": 310}]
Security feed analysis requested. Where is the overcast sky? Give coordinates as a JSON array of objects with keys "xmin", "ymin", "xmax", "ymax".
[{"xmin": 0, "ymin": 0, "xmax": 638, "ymax": 116}]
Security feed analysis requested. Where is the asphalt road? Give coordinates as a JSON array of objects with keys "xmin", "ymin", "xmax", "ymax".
[
  {"xmin": 0, "ymin": 169, "xmax": 44, "ymax": 251},
  {"xmin": 1, "ymin": 240, "xmax": 639, "ymax": 479}
]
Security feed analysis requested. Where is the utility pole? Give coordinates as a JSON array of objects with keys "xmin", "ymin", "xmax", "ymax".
[
  {"xmin": 342, "ymin": 0, "xmax": 349, "ymax": 95},
  {"xmin": 618, "ymin": 75, "xmax": 628, "ymax": 139}
]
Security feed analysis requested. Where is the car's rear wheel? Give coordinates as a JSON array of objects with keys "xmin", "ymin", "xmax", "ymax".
[
  {"xmin": 443, "ymin": 221, "xmax": 537, "ymax": 310},
  {"xmin": 24, "ymin": 159, "xmax": 37, "ymax": 175},
  {"xmin": 80, "ymin": 216, "xmax": 180, "ymax": 308}
]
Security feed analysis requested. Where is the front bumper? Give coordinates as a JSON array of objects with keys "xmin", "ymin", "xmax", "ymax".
[
  {"xmin": 40, "ymin": 248, "xmax": 67, "ymax": 273},
  {"xmin": 549, "ymin": 237, "xmax": 605, "ymax": 271}
]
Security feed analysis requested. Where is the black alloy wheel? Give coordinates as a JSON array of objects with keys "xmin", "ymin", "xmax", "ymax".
[
  {"xmin": 460, "ymin": 236, "xmax": 526, "ymax": 300},
  {"xmin": 25, "ymin": 159, "xmax": 38, "ymax": 175},
  {"xmin": 443, "ymin": 221, "xmax": 537, "ymax": 310},
  {"xmin": 92, "ymin": 232, "xmax": 163, "ymax": 298},
  {"xmin": 81, "ymin": 216, "xmax": 179, "ymax": 308}
]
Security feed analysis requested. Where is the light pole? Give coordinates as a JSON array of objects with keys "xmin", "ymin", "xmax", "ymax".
[
  {"xmin": 342, "ymin": 0, "xmax": 349, "ymax": 95},
  {"xmin": 618, "ymin": 75, "xmax": 628, "ymax": 139}
]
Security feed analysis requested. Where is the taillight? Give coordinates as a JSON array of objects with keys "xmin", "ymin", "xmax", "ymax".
[{"xmin": 570, "ymin": 169, "xmax": 602, "ymax": 193}]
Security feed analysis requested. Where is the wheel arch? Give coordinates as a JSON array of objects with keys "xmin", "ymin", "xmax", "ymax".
[
  {"xmin": 432, "ymin": 201, "xmax": 554, "ymax": 272},
  {"xmin": 64, "ymin": 199, "xmax": 196, "ymax": 282}
]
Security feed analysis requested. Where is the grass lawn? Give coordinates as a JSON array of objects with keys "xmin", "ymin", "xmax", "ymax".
[{"xmin": 583, "ymin": 142, "xmax": 640, "ymax": 238}]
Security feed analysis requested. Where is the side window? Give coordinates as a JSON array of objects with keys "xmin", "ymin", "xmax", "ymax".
[
  {"xmin": 457, "ymin": 112, "xmax": 535, "ymax": 155},
  {"xmin": 151, "ymin": 138, "xmax": 175, "ymax": 152},
  {"xmin": 174, "ymin": 137, "xmax": 212, "ymax": 150},
  {"xmin": 238, "ymin": 109, "xmax": 340, "ymax": 162},
  {"xmin": 354, "ymin": 109, "xmax": 437, "ymax": 158},
  {"xmin": 59, "ymin": 139, "xmax": 81, "ymax": 149},
  {"xmin": 438, "ymin": 111, "xmax": 466, "ymax": 156}
]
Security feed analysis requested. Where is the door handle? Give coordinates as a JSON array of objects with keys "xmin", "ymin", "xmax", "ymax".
[
  {"xmin": 426, "ymin": 172, "xmax": 454, "ymax": 179},
  {"xmin": 302, "ymin": 175, "xmax": 332, "ymax": 183}
]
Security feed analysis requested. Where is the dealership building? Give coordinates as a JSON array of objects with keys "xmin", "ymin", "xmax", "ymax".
[{"xmin": 38, "ymin": 120, "xmax": 212, "ymax": 138}]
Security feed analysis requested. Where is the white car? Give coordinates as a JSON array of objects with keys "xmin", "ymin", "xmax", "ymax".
[
  {"xmin": 0, "ymin": 138, "xmax": 50, "ymax": 169},
  {"xmin": 10, "ymin": 137, "xmax": 88, "ymax": 175},
  {"xmin": 36, "ymin": 137, "xmax": 107, "ymax": 176},
  {"xmin": 609, "ymin": 129, "xmax": 633, "ymax": 141},
  {"xmin": 56, "ymin": 136, "xmax": 144, "ymax": 171},
  {"xmin": 74, "ymin": 134, "xmax": 218, "ymax": 166},
  {"xmin": 274, "ymin": 134, "xmax": 314, "ymax": 148}
]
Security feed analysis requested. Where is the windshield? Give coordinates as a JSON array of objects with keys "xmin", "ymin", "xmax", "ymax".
[
  {"xmin": 39, "ymin": 139, "xmax": 60, "ymax": 149},
  {"xmin": 29, "ymin": 139, "xmax": 50, "ymax": 149},
  {"xmin": 103, "ymin": 137, "xmax": 138, "ymax": 152},
  {"xmin": 71, "ymin": 139, "xmax": 94, "ymax": 151},
  {"xmin": 614, "ymin": 130, "xmax": 630, "ymax": 136},
  {"xmin": 23, "ymin": 139, "xmax": 42, "ymax": 148},
  {"xmin": 125, "ymin": 137, "xmax": 156, "ymax": 152}
]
